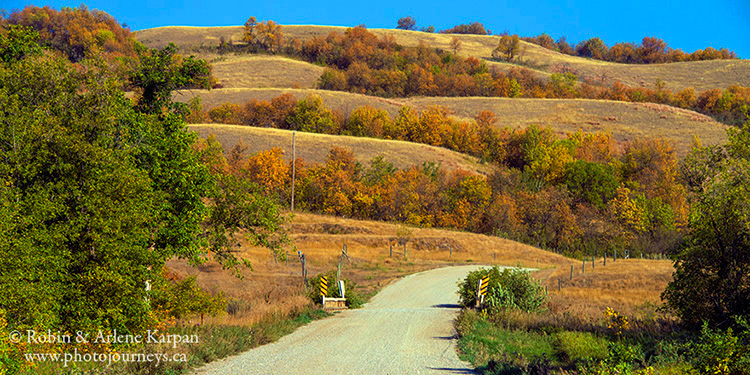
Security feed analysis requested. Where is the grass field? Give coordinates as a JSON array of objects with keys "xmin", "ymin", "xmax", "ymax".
[
  {"xmin": 136, "ymin": 25, "xmax": 750, "ymax": 92},
  {"xmin": 181, "ymin": 88, "xmax": 728, "ymax": 156},
  {"xmin": 188, "ymin": 124, "xmax": 495, "ymax": 175}
]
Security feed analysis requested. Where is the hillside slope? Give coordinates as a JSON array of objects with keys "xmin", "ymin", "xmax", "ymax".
[
  {"xmin": 189, "ymin": 124, "xmax": 495, "ymax": 175},
  {"xmin": 137, "ymin": 25, "xmax": 750, "ymax": 92},
  {"xmin": 181, "ymin": 89, "xmax": 727, "ymax": 156}
]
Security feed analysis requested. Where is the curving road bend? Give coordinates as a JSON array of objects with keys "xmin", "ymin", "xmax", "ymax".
[{"xmin": 194, "ymin": 265, "xmax": 485, "ymax": 375}]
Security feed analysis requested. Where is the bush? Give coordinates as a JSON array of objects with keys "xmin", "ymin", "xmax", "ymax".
[
  {"xmin": 307, "ymin": 272, "xmax": 364, "ymax": 308},
  {"xmin": 690, "ymin": 319, "xmax": 750, "ymax": 375},
  {"xmin": 458, "ymin": 266, "xmax": 548, "ymax": 313},
  {"xmin": 151, "ymin": 275, "xmax": 227, "ymax": 320}
]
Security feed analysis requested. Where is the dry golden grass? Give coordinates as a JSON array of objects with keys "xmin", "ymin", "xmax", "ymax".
[
  {"xmin": 175, "ymin": 87, "xmax": 404, "ymax": 116},
  {"xmin": 537, "ymin": 258, "xmax": 674, "ymax": 319},
  {"xmin": 137, "ymin": 25, "xmax": 750, "ymax": 92},
  {"xmin": 180, "ymin": 89, "xmax": 728, "ymax": 156},
  {"xmin": 207, "ymin": 55, "xmax": 324, "ymax": 89},
  {"xmin": 189, "ymin": 124, "xmax": 494, "ymax": 175}
]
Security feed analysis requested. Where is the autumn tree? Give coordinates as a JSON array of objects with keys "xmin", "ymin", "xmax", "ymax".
[
  {"xmin": 3, "ymin": 5, "xmax": 137, "ymax": 63},
  {"xmin": 241, "ymin": 148, "xmax": 290, "ymax": 196},
  {"xmin": 638, "ymin": 36, "xmax": 668, "ymax": 64},
  {"xmin": 450, "ymin": 37, "xmax": 462, "ymax": 54},
  {"xmin": 345, "ymin": 105, "xmax": 392, "ymax": 137},
  {"xmin": 493, "ymin": 34, "xmax": 521, "ymax": 61},
  {"xmin": 243, "ymin": 16, "xmax": 284, "ymax": 53},
  {"xmin": 576, "ymin": 37, "xmax": 608, "ymax": 60},
  {"xmin": 441, "ymin": 22, "xmax": 488, "ymax": 35},
  {"xmin": 396, "ymin": 16, "xmax": 417, "ymax": 30}
]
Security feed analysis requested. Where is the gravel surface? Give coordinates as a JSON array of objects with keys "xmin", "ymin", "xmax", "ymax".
[{"xmin": 194, "ymin": 265, "xmax": 485, "ymax": 375}]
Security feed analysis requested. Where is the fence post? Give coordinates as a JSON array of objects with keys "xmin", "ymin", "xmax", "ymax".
[
  {"xmin": 404, "ymin": 243, "xmax": 408, "ymax": 261},
  {"xmin": 389, "ymin": 244, "xmax": 393, "ymax": 258},
  {"xmin": 592, "ymin": 255, "xmax": 595, "ymax": 269},
  {"xmin": 449, "ymin": 245, "xmax": 452, "ymax": 259},
  {"xmin": 558, "ymin": 278, "xmax": 561, "ymax": 292},
  {"xmin": 614, "ymin": 249, "xmax": 617, "ymax": 262},
  {"xmin": 582, "ymin": 257, "xmax": 585, "ymax": 274},
  {"xmin": 570, "ymin": 265, "xmax": 574, "ymax": 280},
  {"xmin": 604, "ymin": 252, "xmax": 607, "ymax": 266},
  {"xmin": 301, "ymin": 253, "xmax": 307, "ymax": 287}
]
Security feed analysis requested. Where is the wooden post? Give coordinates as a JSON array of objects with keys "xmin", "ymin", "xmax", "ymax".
[
  {"xmin": 494, "ymin": 252, "xmax": 496, "ymax": 262},
  {"xmin": 545, "ymin": 285, "xmax": 548, "ymax": 295},
  {"xmin": 449, "ymin": 245, "xmax": 452, "ymax": 259},
  {"xmin": 301, "ymin": 253, "xmax": 307, "ymax": 287},
  {"xmin": 614, "ymin": 249, "xmax": 617, "ymax": 262},
  {"xmin": 403, "ymin": 243, "xmax": 407, "ymax": 261},
  {"xmin": 570, "ymin": 265, "xmax": 574, "ymax": 280},
  {"xmin": 291, "ymin": 131, "xmax": 296, "ymax": 212},
  {"xmin": 604, "ymin": 252, "xmax": 607, "ymax": 266},
  {"xmin": 558, "ymin": 278, "xmax": 561, "ymax": 292},
  {"xmin": 337, "ymin": 244, "xmax": 348, "ymax": 281},
  {"xmin": 582, "ymin": 257, "xmax": 585, "ymax": 274},
  {"xmin": 592, "ymin": 255, "xmax": 595, "ymax": 269},
  {"xmin": 389, "ymin": 244, "xmax": 393, "ymax": 258}
]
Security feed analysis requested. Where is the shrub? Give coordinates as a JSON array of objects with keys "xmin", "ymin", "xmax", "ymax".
[
  {"xmin": 690, "ymin": 319, "xmax": 750, "ymax": 375},
  {"xmin": 307, "ymin": 272, "xmax": 364, "ymax": 308},
  {"xmin": 151, "ymin": 275, "xmax": 227, "ymax": 320},
  {"xmin": 458, "ymin": 266, "xmax": 548, "ymax": 313}
]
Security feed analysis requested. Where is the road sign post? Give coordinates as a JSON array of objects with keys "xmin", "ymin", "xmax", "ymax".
[
  {"xmin": 320, "ymin": 276, "xmax": 328, "ymax": 299},
  {"xmin": 476, "ymin": 275, "xmax": 489, "ymax": 308}
]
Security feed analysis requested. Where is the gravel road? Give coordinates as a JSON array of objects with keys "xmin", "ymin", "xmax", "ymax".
[{"xmin": 194, "ymin": 265, "xmax": 485, "ymax": 375}]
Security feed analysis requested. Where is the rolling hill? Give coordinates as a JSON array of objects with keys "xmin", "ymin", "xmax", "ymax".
[
  {"xmin": 137, "ymin": 25, "xmax": 750, "ymax": 92},
  {"xmin": 180, "ymin": 88, "xmax": 727, "ymax": 156},
  {"xmin": 189, "ymin": 124, "xmax": 495, "ymax": 175}
]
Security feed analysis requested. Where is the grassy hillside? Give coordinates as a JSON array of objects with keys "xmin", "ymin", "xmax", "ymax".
[
  {"xmin": 181, "ymin": 89, "xmax": 727, "ymax": 156},
  {"xmin": 137, "ymin": 25, "xmax": 750, "ymax": 92},
  {"xmin": 209, "ymin": 55, "xmax": 325, "ymax": 89},
  {"xmin": 189, "ymin": 124, "xmax": 495, "ymax": 175}
]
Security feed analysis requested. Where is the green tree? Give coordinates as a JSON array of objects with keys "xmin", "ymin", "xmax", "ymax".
[
  {"xmin": 663, "ymin": 125, "xmax": 750, "ymax": 329},
  {"xmin": 0, "ymin": 25, "xmax": 42, "ymax": 63},
  {"xmin": 564, "ymin": 160, "xmax": 619, "ymax": 209},
  {"xmin": 285, "ymin": 94, "xmax": 338, "ymax": 133},
  {"xmin": 128, "ymin": 43, "xmax": 212, "ymax": 114},
  {"xmin": 0, "ymin": 29, "xmax": 286, "ymax": 344}
]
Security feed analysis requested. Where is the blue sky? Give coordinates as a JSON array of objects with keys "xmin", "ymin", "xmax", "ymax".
[{"xmin": 4, "ymin": 0, "xmax": 749, "ymax": 58}]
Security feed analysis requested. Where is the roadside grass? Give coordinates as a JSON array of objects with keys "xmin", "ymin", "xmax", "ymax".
[
  {"xmin": 180, "ymin": 90, "xmax": 727, "ymax": 156},
  {"xmin": 456, "ymin": 311, "xmax": 557, "ymax": 369},
  {"xmin": 22, "ymin": 307, "xmax": 329, "ymax": 375},
  {"xmin": 455, "ymin": 308, "xmax": 689, "ymax": 374}
]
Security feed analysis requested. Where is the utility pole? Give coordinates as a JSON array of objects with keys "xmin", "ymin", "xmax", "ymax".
[{"xmin": 291, "ymin": 131, "xmax": 296, "ymax": 212}]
